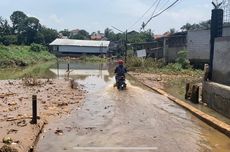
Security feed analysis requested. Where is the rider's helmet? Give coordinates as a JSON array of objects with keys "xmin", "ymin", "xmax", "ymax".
[{"xmin": 117, "ymin": 59, "xmax": 124, "ymax": 65}]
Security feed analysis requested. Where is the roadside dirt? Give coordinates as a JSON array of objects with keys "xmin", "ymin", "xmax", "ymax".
[
  {"xmin": 128, "ymin": 71, "xmax": 202, "ymax": 99},
  {"xmin": 0, "ymin": 79, "xmax": 85, "ymax": 152}
]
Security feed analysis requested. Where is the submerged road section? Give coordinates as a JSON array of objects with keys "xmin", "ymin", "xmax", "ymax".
[{"xmin": 35, "ymin": 63, "xmax": 230, "ymax": 152}]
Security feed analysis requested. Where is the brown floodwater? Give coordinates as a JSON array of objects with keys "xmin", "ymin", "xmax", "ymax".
[{"xmin": 34, "ymin": 62, "xmax": 230, "ymax": 152}]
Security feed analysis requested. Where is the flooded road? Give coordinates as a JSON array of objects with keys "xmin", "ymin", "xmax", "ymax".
[{"xmin": 35, "ymin": 62, "xmax": 230, "ymax": 152}]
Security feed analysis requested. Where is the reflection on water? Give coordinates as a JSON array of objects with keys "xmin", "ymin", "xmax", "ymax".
[
  {"xmin": 36, "ymin": 60, "xmax": 230, "ymax": 152},
  {"xmin": 49, "ymin": 60, "xmax": 114, "ymax": 82}
]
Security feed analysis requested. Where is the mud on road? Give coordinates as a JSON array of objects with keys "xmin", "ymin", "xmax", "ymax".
[
  {"xmin": 0, "ymin": 79, "xmax": 85, "ymax": 152},
  {"xmin": 35, "ymin": 75, "xmax": 230, "ymax": 152}
]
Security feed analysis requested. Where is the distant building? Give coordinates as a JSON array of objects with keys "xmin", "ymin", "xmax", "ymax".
[
  {"xmin": 49, "ymin": 38, "xmax": 110, "ymax": 56},
  {"xmin": 130, "ymin": 42, "xmax": 162, "ymax": 59},
  {"xmin": 152, "ymin": 32, "xmax": 187, "ymax": 62},
  {"xmin": 91, "ymin": 32, "xmax": 105, "ymax": 40}
]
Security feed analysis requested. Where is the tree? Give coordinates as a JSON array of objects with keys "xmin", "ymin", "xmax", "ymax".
[
  {"xmin": 0, "ymin": 17, "xmax": 12, "ymax": 36},
  {"xmin": 180, "ymin": 23, "xmax": 193, "ymax": 31},
  {"xmin": 70, "ymin": 29, "xmax": 89, "ymax": 40},
  {"xmin": 169, "ymin": 28, "xmax": 176, "ymax": 34},
  {"xmin": 10, "ymin": 11, "xmax": 28, "ymax": 34},
  {"xmin": 59, "ymin": 29, "xmax": 70, "ymax": 37},
  {"xmin": 181, "ymin": 20, "xmax": 211, "ymax": 31},
  {"xmin": 104, "ymin": 28, "xmax": 117, "ymax": 41},
  {"xmin": 17, "ymin": 17, "xmax": 41, "ymax": 44},
  {"xmin": 40, "ymin": 26, "xmax": 58, "ymax": 45}
]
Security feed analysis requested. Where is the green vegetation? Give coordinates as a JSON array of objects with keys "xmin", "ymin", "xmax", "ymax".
[
  {"xmin": 0, "ymin": 61, "xmax": 56, "ymax": 80},
  {"xmin": 104, "ymin": 28, "xmax": 153, "ymax": 43},
  {"xmin": 126, "ymin": 50, "xmax": 202, "ymax": 76},
  {"xmin": 0, "ymin": 11, "xmax": 58, "ymax": 46},
  {"xmin": 0, "ymin": 45, "xmax": 56, "ymax": 68},
  {"xmin": 79, "ymin": 55, "xmax": 108, "ymax": 63},
  {"xmin": 126, "ymin": 50, "xmax": 203, "ymax": 100}
]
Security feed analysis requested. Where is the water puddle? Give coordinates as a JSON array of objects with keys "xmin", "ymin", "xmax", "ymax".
[{"xmin": 30, "ymin": 61, "xmax": 230, "ymax": 152}]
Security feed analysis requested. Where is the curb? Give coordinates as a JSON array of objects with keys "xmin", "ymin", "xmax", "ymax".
[
  {"xmin": 29, "ymin": 120, "xmax": 45, "ymax": 152},
  {"xmin": 129, "ymin": 74, "xmax": 230, "ymax": 138}
]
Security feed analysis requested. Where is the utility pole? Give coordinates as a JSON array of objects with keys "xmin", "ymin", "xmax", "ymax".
[
  {"xmin": 208, "ymin": 1, "xmax": 223, "ymax": 80},
  {"xmin": 125, "ymin": 30, "xmax": 128, "ymax": 63},
  {"xmin": 111, "ymin": 26, "xmax": 128, "ymax": 63}
]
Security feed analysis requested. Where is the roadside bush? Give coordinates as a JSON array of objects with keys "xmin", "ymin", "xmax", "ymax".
[
  {"xmin": 0, "ymin": 35, "xmax": 17, "ymax": 46},
  {"xmin": 30, "ymin": 43, "xmax": 47, "ymax": 52},
  {"xmin": 126, "ymin": 56, "xmax": 142, "ymax": 67},
  {"xmin": 164, "ymin": 63, "xmax": 183, "ymax": 71},
  {"xmin": 176, "ymin": 50, "xmax": 190, "ymax": 69}
]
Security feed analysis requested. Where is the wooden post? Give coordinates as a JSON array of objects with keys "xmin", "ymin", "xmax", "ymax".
[
  {"xmin": 31, "ymin": 95, "xmax": 37, "ymax": 124},
  {"xmin": 67, "ymin": 63, "xmax": 70, "ymax": 72},
  {"xmin": 191, "ymin": 85, "xmax": 199, "ymax": 104},
  {"xmin": 185, "ymin": 83, "xmax": 190, "ymax": 99}
]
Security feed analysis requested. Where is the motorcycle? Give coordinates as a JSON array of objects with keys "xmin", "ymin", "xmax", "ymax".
[{"xmin": 116, "ymin": 76, "xmax": 126, "ymax": 90}]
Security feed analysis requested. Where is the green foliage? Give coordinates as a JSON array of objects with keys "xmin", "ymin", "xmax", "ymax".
[
  {"xmin": 127, "ymin": 30, "xmax": 153, "ymax": 43},
  {"xmin": 176, "ymin": 50, "xmax": 190, "ymax": 69},
  {"xmin": 0, "ymin": 11, "xmax": 58, "ymax": 46},
  {"xmin": 0, "ymin": 18, "xmax": 12, "ymax": 36},
  {"xmin": 40, "ymin": 26, "xmax": 58, "ymax": 45},
  {"xmin": 164, "ymin": 63, "xmax": 183, "ymax": 71},
  {"xmin": 0, "ymin": 35, "xmax": 17, "ymax": 45},
  {"xmin": 30, "ymin": 43, "xmax": 47, "ymax": 52},
  {"xmin": 0, "ymin": 45, "xmax": 56, "ymax": 68},
  {"xmin": 70, "ymin": 30, "xmax": 90, "ymax": 40},
  {"xmin": 180, "ymin": 20, "xmax": 211, "ymax": 31},
  {"xmin": 126, "ymin": 52, "xmax": 198, "ymax": 75},
  {"xmin": 10, "ymin": 11, "xmax": 28, "ymax": 33},
  {"xmin": 0, "ymin": 61, "xmax": 56, "ymax": 80},
  {"xmin": 59, "ymin": 29, "xmax": 70, "ymax": 37}
]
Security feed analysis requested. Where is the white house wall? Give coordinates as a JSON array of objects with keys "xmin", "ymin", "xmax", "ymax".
[
  {"xmin": 59, "ymin": 46, "xmax": 108, "ymax": 54},
  {"xmin": 187, "ymin": 30, "xmax": 210, "ymax": 61},
  {"xmin": 187, "ymin": 26, "xmax": 230, "ymax": 61}
]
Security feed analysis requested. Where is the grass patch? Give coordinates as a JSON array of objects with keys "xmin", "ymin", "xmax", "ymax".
[
  {"xmin": 79, "ymin": 55, "xmax": 107, "ymax": 63},
  {"xmin": 0, "ymin": 45, "xmax": 56, "ymax": 68}
]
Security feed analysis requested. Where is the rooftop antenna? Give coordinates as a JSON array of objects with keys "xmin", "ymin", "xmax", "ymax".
[{"xmin": 212, "ymin": 0, "xmax": 223, "ymax": 8}]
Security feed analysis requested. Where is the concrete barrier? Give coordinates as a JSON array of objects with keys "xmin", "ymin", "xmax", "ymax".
[{"xmin": 202, "ymin": 81, "xmax": 230, "ymax": 118}]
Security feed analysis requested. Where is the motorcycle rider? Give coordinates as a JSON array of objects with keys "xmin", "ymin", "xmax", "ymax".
[{"xmin": 114, "ymin": 59, "xmax": 127, "ymax": 85}]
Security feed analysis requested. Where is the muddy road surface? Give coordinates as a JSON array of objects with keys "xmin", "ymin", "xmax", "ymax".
[{"xmin": 35, "ymin": 63, "xmax": 230, "ymax": 152}]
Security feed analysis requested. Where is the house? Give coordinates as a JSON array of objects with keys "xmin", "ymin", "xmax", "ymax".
[
  {"xmin": 155, "ymin": 32, "xmax": 187, "ymax": 62},
  {"xmin": 49, "ymin": 38, "xmax": 110, "ymax": 56},
  {"xmin": 91, "ymin": 32, "xmax": 105, "ymax": 40},
  {"xmin": 130, "ymin": 41, "xmax": 162, "ymax": 58}
]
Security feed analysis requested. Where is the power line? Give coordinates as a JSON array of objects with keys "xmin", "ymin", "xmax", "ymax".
[
  {"xmin": 128, "ymin": 0, "xmax": 159, "ymax": 30},
  {"xmin": 142, "ymin": 0, "xmax": 180, "ymax": 30},
  {"xmin": 158, "ymin": 0, "xmax": 170, "ymax": 12},
  {"xmin": 151, "ymin": 0, "xmax": 162, "ymax": 18},
  {"xmin": 111, "ymin": 26, "xmax": 124, "ymax": 33}
]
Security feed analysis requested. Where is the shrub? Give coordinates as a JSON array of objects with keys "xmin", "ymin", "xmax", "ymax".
[
  {"xmin": 30, "ymin": 43, "xmax": 47, "ymax": 52},
  {"xmin": 165, "ymin": 63, "xmax": 183, "ymax": 71},
  {"xmin": 176, "ymin": 50, "xmax": 190, "ymax": 69},
  {"xmin": 0, "ymin": 35, "xmax": 17, "ymax": 46}
]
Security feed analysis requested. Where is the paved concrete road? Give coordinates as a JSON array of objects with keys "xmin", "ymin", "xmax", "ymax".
[{"xmin": 35, "ymin": 75, "xmax": 230, "ymax": 152}]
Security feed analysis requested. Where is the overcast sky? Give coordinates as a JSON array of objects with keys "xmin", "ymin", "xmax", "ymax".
[{"xmin": 0, "ymin": 0, "xmax": 214, "ymax": 34}]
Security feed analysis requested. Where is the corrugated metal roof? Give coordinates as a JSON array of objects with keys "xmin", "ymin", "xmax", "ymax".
[{"xmin": 49, "ymin": 38, "xmax": 110, "ymax": 47}]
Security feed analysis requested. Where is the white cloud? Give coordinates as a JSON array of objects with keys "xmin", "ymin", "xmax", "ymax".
[{"xmin": 49, "ymin": 14, "xmax": 63, "ymax": 25}]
